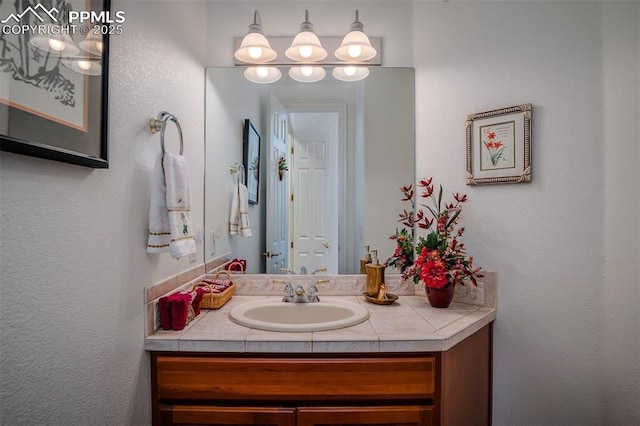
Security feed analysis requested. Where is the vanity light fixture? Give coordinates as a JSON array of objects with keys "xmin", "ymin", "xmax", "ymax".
[
  {"xmin": 244, "ymin": 66, "xmax": 282, "ymax": 84},
  {"xmin": 234, "ymin": 11, "xmax": 278, "ymax": 64},
  {"xmin": 285, "ymin": 10, "xmax": 327, "ymax": 62},
  {"xmin": 234, "ymin": 10, "xmax": 380, "ymax": 83},
  {"xmin": 334, "ymin": 11, "xmax": 377, "ymax": 62},
  {"xmin": 289, "ymin": 66, "xmax": 326, "ymax": 83}
]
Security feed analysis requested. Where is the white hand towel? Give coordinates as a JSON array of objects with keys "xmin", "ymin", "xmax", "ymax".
[
  {"xmin": 147, "ymin": 152, "xmax": 196, "ymax": 259},
  {"xmin": 163, "ymin": 152, "xmax": 196, "ymax": 259},
  {"xmin": 147, "ymin": 154, "xmax": 171, "ymax": 253},
  {"xmin": 229, "ymin": 182, "xmax": 252, "ymax": 238}
]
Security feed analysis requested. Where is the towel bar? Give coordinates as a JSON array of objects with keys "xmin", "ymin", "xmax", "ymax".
[
  {"xmin": 230, "ymin": 163, "xmax": 245, "ymax": 184},
  {"xmin": 150, "ymin": 111, "xmax": 184, "ymax": 155}
]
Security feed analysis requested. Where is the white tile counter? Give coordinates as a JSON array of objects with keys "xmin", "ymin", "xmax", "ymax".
[{"xmin": 144, "ymin": 273, "xmax": 496, "ymax": 353}]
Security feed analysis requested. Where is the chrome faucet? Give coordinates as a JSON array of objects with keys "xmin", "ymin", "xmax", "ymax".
[
  {"xmin": 273, "ymin": 279, "xmax": 329, "ymax": 303},
  {"xmin": 293, "ymin": 284, "xmax": 309, "ymax": 303},
  {"xmin": 281, "ymin": 281, "xmax": 295, "ymax": 302}
]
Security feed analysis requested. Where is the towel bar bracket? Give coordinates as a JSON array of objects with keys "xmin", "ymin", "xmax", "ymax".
[
  {"xmin": 149, "ymin": 111, "xmax": 172, "ymax": 134},
  {"xmin": 149, "ymin": 111, "xmax": 183, "ymax": 155}
]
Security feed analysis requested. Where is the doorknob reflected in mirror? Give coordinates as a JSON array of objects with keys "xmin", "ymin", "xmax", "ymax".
[
  {"xmin": 262, "ymin": 251, "xmax": 282, "ymax": 258},
  {"xmin": 322, "ymin": 242, "xmax": 330, "ymax": 249}
]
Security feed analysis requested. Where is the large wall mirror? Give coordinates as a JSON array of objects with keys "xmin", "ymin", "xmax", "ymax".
[{"xmin": 205, "ymin": 67, "xmax": 415, "ymax": 274}]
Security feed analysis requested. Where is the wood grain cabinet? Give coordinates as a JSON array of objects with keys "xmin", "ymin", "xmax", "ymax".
[{"xmin": 151, "ymin": 324, "xmax": 492, "ymax": 426}]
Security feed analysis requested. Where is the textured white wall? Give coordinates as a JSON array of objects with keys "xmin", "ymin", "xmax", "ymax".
[
  {"xmin": 0, "ymin": 1, "xmax": 207, "ymax": 424},
  {"xmin": 601, "ymin": 2, "xmax": 640, "ymax": 423},
  {"xmin": 413, "ymin": 1, "xmax": 639, "ymax": 425}
]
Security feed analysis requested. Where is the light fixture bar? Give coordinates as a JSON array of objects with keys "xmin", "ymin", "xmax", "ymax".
[{"xmin": 233, "ymin": 36, "xmax": 381, "ymax": 66}]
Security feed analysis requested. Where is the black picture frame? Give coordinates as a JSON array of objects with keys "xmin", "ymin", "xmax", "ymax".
[
  {"xmin": 242, "ymin": 119, "xmax": 260, "ymax": 204},
  {"xmin": 0, "ymin": 0, "xmax": 111, "ymax": 168}
]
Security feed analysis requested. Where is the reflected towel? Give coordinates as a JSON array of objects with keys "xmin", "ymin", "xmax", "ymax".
[{"xmin": 229, "ymin": 182, "xmax": 252, "ymax": 238}]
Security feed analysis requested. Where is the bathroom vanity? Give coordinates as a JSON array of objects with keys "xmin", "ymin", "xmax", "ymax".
[{"xmin": 146, "ymin": 274, "xmax": 496, "ymax": 426}]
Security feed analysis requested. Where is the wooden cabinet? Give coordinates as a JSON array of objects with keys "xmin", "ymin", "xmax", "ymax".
[{"xmin": 151, "ymin": 324, "xmax": 492, "ymax": 426}]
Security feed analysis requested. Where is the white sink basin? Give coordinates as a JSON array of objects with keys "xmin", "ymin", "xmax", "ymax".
[{"xmin": 229, "ymin": 299, "xmax": 369, "ymax": 332}]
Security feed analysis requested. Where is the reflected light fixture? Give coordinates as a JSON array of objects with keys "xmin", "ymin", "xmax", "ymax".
[
  {"xmin": 62, "ymin": 58, "xmax": 102, "ymax": 76},
  {"xmin": 289, "ymin": 66, "xmax": 326, "ymax": 83},
  {"xmin": 285, "ymin": 10, "xmax": 327, "ymax": 62},
  {"xmin": 332, "ymin": 66, "xmax": 370, "ymax": 82},
  {"xmin": 244, "ymin": 66, "xmax": 282, "ymax": 84},
  {"xmin": 234, "ymin": 11, "xmax": 277, "ymax": 64},
  {"xmin": 30, "ymin": 25, "xmax": 80, "ymax": 55},
  {"xmin": 334, "ymin": 11, "xmax": 377, "ymax": 62},
  {"xmin": 79, "ymin": 32, "xmax": 104, "ymax": 55}
]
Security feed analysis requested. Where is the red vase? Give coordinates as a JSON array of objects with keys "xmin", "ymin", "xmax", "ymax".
[{"xmin": 425, "ymin": 284, "xmax": 455, "ymax": 308}]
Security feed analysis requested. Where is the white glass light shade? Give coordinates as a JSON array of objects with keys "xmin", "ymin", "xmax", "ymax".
[
  {"xmin": 286, "ymin": 31, "xmax": 327, "ymax": 62},
  {"xmin": 234, "ymin": 11, "xmax": 277, "ymax": 64},
  {"xmin": 335, "ymin": 11, "xmax": 377, "ymax": 62},
  {"xmin": 62, "ymin": 59, "xmax": 102, "ymax": 76},
  {"xmin": 335, "ymin": 31, "xmax": 377, "ymax": 62},
  {"xmin": 332, "ymin": 66, "xmax": 369, "ymax": 82},
  {"xmin": 244, "ymin": 66, "xmax": 282, "ymax": 84},
  {"xmin": 289, "ymin": 66, "xmax": 326, "ymax": 83},
  {"xmin": 79, "ymin": 32, "xmax": 104, "ymax": 55},
  {"xmin": 30, "ymin": 25, "xmax": 79, "ymax": 55},
  {"xmin": 235, "ymin": 32, "xmax": 277, "ymax": 63},
  {"xmin": 285, "ymin": 10, "xmax": 327, "ymax": 62}
]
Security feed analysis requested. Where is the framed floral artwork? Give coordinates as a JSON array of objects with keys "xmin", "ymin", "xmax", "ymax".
[{"xmin": 465, "ymin": 103, "xmax": 532, "ymax": 185}]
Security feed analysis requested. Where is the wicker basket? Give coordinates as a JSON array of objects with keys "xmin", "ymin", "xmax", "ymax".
[
  {"xmin": 192, "ymin": 271, "xmax": 235, "ymax": 309},
  {"xmin": 225, "ymin": 259, "xmax": 246, "ymax": 274}
]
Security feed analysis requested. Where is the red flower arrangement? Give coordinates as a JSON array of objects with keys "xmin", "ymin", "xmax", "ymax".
[{"xmin": 390, "ymin": 177, "xmax": 482, "ymax": 290}]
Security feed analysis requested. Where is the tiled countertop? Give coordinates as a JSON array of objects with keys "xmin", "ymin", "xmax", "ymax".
[{"xmin": 144, "ymin": 273, "xmax": 496, "ymax": 353}]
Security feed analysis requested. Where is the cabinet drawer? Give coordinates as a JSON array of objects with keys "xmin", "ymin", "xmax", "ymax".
[
  {"xmin": 298, "ymin": 405, "xmax": 433, "ymax": 426},
  {"xmin": 159, "ymin": 405, "xmax": 296, "ymax": 426},
  {"xmin": 154, "ymin": 354, "xmax": 435, "ymax": 402}
]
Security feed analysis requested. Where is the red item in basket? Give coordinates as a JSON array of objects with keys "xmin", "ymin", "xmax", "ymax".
[{"xmin": 200, "ymin": 279, "xmax": 231, "ymax": 291}]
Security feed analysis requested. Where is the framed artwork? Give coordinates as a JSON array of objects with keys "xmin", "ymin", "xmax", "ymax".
[
  {"xmin": 0, "ymin": 0, "xmax": 111, "ymax": 168},
  {"xmin": 243, "ymin": 119, "xmax": 260, "ymax": 204},
  {"xmin": 465, "ymin": 103, "xmax": 532, "ymax": 185}
]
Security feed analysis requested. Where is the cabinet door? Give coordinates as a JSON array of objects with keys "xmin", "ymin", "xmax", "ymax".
[
  {"xmin": 159, "ymin": 405, "xmax": 296, "ymax": 426},
  {"xmin": 297, "ymin": 406, "xmax": 433, "ymax": 426}
]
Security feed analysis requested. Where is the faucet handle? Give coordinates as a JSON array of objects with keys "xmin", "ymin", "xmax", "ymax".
[
  {"xmin": 316, "ymin": 279, "xmax": 330, "ymax": 284},
  {"xmin": 272, "ymin": 279, "xmax": 286, "ymax": 284}
]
